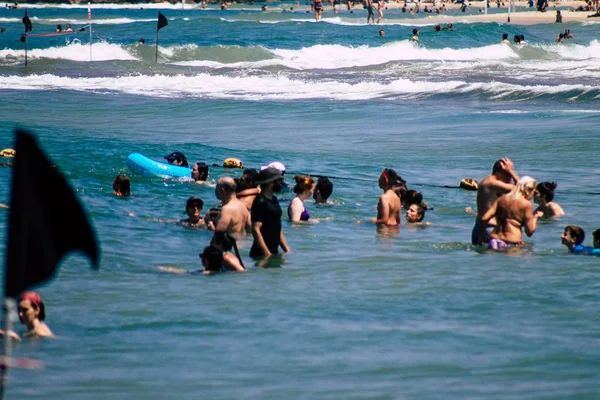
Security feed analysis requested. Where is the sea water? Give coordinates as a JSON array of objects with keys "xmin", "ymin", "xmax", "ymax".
[{"xmin": 0, "ymin": 3, "xmax": 599, "ymax": 399}]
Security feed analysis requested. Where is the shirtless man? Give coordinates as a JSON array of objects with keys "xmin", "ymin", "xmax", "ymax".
[
  {"xmin": 213, "ymin": 177, "xmax": 251, "ymax": 236},
  {"xmin": 471, "ymin": 158, "xmax": 519, "ymax": 245},
  {"xmin": 372, "ymin": 169, "xmax": 401, "ymax": 226},
  {"xmin": 479, "ymin": 176, "xmax": 543, "ymax": 248}
]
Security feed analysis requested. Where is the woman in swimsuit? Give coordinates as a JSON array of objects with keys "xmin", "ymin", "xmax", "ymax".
[
  {"xmin": 533, "ymin": 181, "xmax": 565, "ymax": 218},
  {"xmin": 313, "ymin": 0, "xmax": 324, "ymax": 21},
  {"xmin": 1, "ymin": 292, "xmax": 54, "ymax": 341},
  {"xmin": 288, "ymin": 175, "xmax": 315, "ymax": 222},
  {"xmin": 480, "ymin": 176, "xmax": 544, "ymax": 249}
]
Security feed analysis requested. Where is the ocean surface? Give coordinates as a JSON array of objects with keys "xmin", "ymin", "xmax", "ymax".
[{"xmin": 0, "ymin": 2, "xmax": 599, "ymax": 399}]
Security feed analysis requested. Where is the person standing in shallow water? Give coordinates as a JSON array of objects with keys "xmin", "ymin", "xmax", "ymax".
[
  {"xmin": 472, "ymin": 158, "xmax": 519, "ymax": 245},
  {"xmin": 0, "ymin": 291, "xmax": 53, "ymax": 341},
  {"xmin": 250, "ymin": 168, "xmax": 290, "ymax": 258},
  {"xmin": 372, "ymin": 168, "xmax": 402, "ymax": 226}
]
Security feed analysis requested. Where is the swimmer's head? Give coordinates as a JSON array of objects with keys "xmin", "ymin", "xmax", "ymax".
[
  {"xmin": 514, "ymin": 35, "xmax": 521, "ymax": 44},
  {"xmin": 236, "ymin": 168, "xmax": 259, "ymax": 192},
  {"xmin": 18, "ymin": 291, "xmax": 46, "ymax": 324},
  {"xmin": 434, "ymin": 24, "xmax": 441, "ymax": 31},
  {"xmin": 215, "ymin": 176, "xmax": 236, "ymax": 200},
  {"xmin": 412, "ymin": 28, "xmax": 419, "ymax": 35},
  {"xmin": 535, "ymin": 181, "xmax": 557, "ymax": 203},
  {"xmin": 592, "ymin": 229, "xmax": 600, "ymax": 248},
  {"xmin": 314, "ymin": 176, "xmax": 333, "ymax": 203},
  {"xmin": 492, "ymin": 158, "xmax": 513, "ymax": 182},
  {"xmin": 561, "ymin": 225, "xmax": 585, "ymax": 248},
  {"xmin": 379, "ymin": 29, "xmax": 385, "ymax": 37},
  {"xmin": 508, "ymin": 176, "xmax": 537, "ymax": 201},
  {"xmin": 293, "ymin": 175, "xmax": 315, "ymax": 195},
  {"xmin": 164, "ymin": 151, "xmax": 188, "ymax": 168},
  {"xmin": 184, "ymin": 196, "xmax": 204, "ymax": 217},
  {"xmin": 502, "ymin": 33, "xmax": 508, "ymax": 40},
  {"xmin": 379, "ymin": 168, "xmax": 399, "ymax": 190},
  {"xmin": 112, "ymin": 174, "xmax": 131, "ymax": 197},
  {"xmin": 406, "ymin": 203, "xmax": 427, "ymax": 223},
  {"xmin": 200, "ymin": 245, "xmax": 223, "ymax": 272},
  {"xmin": 192, "ymin": 162, "xmax": 209, "ymax": 182}
]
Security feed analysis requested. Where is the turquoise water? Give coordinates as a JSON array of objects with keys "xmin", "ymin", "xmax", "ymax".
[{"xmin": 1, "ymin": 3, "xmax": 600, "ymax": 398}]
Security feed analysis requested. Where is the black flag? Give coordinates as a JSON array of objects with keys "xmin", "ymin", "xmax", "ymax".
[
  {"xmin": 157, "ymin": 12, "xmax": 168, "ymax": 31},
  {"xmin": 22, "ymin": 9, "xmax": 33, "ymax": 33},
  {"xmin": 4, "ymin": 129, "xmax": 99, "ymax": 299}
]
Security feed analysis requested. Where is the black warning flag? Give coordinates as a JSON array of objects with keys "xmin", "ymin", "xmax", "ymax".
[
  {"xmin": 4, "ymin": 129, "xmax": 99, "ymax": 299},
  {"xmin": 22, "ymin": 9, "xmax": 33, "ymax": 33},
  {"xmin": 157, "ymin": 11, "xmax": 168, "ymax": 31}
]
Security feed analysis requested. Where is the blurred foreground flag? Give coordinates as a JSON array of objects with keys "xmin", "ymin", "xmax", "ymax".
[{"xmin": 4, "ymin": 129, "xmax": 99, "ymax": 299}]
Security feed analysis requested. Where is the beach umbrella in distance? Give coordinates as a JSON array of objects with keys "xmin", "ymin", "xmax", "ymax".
[{"xmin": 155, "ymin": 11, "xmax": 169, "ymax": 63}]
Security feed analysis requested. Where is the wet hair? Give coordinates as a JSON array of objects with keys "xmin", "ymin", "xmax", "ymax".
[
  {"xmin": 194, "ymin": 162, "xmax": 209, "ymax": 181},
  {"xmin": 293, "ymin": 175, "xmax": 315, "ymax": 194},
  {"xmin": 112, "ymin": 174, "xmax": 131, "ymax": 197},
  {"xmin": 502, "ymin": 33, "xmax": 508, "ymax": 40},
  {"xmin": 492, "ymin": 159, "xmax": 504, "ymax": 174},
  {"xmin": 506, "ymin": 176, "xmax": 536, "ymax": 201},
  {"xmin": 315, "ymin": 176, "xmax": 333, "ymax": 200},
  {"xmin": 520, "ymin": 34, "xmax": 525, "ymax": 41},
  {"xmin": 236, "ymin": 169, "xmax": 258, "ymax": 192},
  {"xmin": 410, "ymin": 203, "xmax": 428, "ymax": 222},
  {"xmin": 514, "ymin": 35, "xmax": 521, "ymax": 44},
  {"xmin": 201, "ymin": 245, "xmax": 223, "ymax": 272},
  {"xmin": 564, "ymin": 225, "xmax": 585, "ymax": 246},
  {"xmin": 204, "ymin": 207, "xmax": 221, "ymax": 223},
  {"xmin": 412, "ymin": 28, "xmax": 418, "ymax": 35},
  {"xmin": 402, "ymin": 190, "xmax": 423, "ymax": 207},
  {"xmin": 536, "ymin": 181, "xmax": 557, "ymax": 202},
  {"xmin": 434, "ymin": 24, "xmax": 441, "ymax": 31},
  {"xmin": 56, "ymin": 24, "xmax": 62, "ymax": 31},
  {"xmin": 185, "ymin": 196, "xmax": 204, "ymax": 211}
]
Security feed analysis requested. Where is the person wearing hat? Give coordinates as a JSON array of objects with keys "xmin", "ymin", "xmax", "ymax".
[
  {"xmin": 250, "ymin": 167, "xmax": 290, "ymax": 258},
  {"xmin": 181, "ymin": 197, "xmax": 205, "ymax": 227},
  {"xmin": 164, "ymin": 151, "xmax": 189, "ymax": 168},
  {"xmin": 261, "ymin": 161, "xmax": 286, "ymax": 174}
]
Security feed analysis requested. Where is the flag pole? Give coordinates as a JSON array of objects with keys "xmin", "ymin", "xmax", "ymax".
[
  {"xmin": 88, "ymin": 2, "xmax": 92, "ymax": 62},
  {"xmin": 155, "ymin": 29, "xmax": 159, "ymax": 64},
  {"xmin": 0, "ymin": 298, "xmax": 16, "ymax": 400}
]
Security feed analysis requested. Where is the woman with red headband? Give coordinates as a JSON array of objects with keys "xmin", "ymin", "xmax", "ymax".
[{"xmin": 0, "ymin": 291, "xmax": 53, "ymax": 341}]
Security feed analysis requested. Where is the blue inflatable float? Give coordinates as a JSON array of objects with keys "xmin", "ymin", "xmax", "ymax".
[{"xmin": 126, "ymin": 153, "xmax": 191, "ymax": 179}]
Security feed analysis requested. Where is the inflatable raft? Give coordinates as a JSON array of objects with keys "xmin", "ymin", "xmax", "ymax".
[{"xmin": 126, "ymin": 153, "xmax": 191, "ymax": 179}]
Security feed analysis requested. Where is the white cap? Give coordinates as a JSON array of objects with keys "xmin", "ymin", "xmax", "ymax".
[{"xmin": 260, "ymin": 161, "xmax": 286, "ymax": 173}]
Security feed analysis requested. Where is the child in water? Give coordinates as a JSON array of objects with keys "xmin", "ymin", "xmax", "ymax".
[{"xmin": 560, "ymin": 225, "xmax": 596, "ymax": 254}]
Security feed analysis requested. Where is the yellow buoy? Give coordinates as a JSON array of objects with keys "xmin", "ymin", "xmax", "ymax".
[
  {"xmin": 223, "ymin": 158, "xmax": 244, "ymax": 169},
  {"xmin": 459, "ymin": 178, "xmax": 479, "ymax": 191},
  {"xmin": 0, "ymin": 148, "xmax": 16, "ymax": 158}
]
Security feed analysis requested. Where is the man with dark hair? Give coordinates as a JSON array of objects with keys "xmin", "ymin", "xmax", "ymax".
[
  {"xmin": 200, "ymin": 245, "xmax": 224, "ymax": 273},
  {"xmin": 164, "ymin": 151, "xmax": 189, "ymax": 168},
  {"xmin": 213, "ymin": 177, "xmax": 251, "ymax": 236},
  {"xmin": 472, "ymin": 158, "xmax": 519, "ymax": 245},
  {"xmin": 314, "ymin": 176, "xmax": 333, "ymax": 204}
]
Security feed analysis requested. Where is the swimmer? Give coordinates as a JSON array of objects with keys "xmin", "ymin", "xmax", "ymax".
[
  {"xmin": 65, "ymin": 23, "xmax": 73, "ymax": 32},
  {"xmin": 501, "ymin": 33, "xmax": 510, "ymax": 44},
  {"xmin": 200, "ymin": 245, "xmax": 225, "ymax": 274},
  {"xmin": 204, "ymin": 208, "xmax": 221, "ymax": 231},
  {"xmin": 112, "ymin": 174, "xmax": 131, "ymax": 197},
  {"xmin": 561, "ymin": 225, "xmax": 593, "ymax": 253},
  {"xmin": 164, "ymin": 151, "xmax": 189, "ymax": 168},
  {"xmin": 555, "ymin": 10, "xmax": 562, "ymax": 22},
  {"xmin": 139, "ymin": 37, "xmax": 145, "ymax": 44},
  {"xmin": 261, "ymin": 4, "xmax": 268, "ymax": 11},
  {"xmin": 555, "ymin": 33, "xmax": 564, "ymax": 43},
  {"xmin": 564, "ymin": 28, "xmax": 574, "ymax": 39},
  {"xmin": 379, "ymin": 29, "xmax": 385, "ymax": 37},
  {"xmin": 593, "ymin": 229, "xmax": 600, "ymax": 251},
  {"xmin": 213, "ymin": 176, "xmax": 251, "ymax": 236},
  {"xmin": 314, "ymin": 176, "xmax": 333, "ymax": 204},
  {"xmin": 480, "ymin": 176, "xmax": 543, "ymax": 249},
  {"xmin": 533, "ymin": 181, "xmax": 565, "ymax": 217},
  {"xmin": 372, "ymin": 168, "xmax": 402, "ymax": 226},
  {"xmin": 288, "ymin": 175, "xmax": 315, "ymax": 222},
  {"xmin": 434, "ymin": 24, "xmax": 441, "ymax": 31},
  {"xmin": 191, "ymin": 162, "xmax": 209, "ymax": 183},
  {"xmin": 181, "ymin": 197, "xmax": 205, "ymax": 227},
  {"xmin": 56, "ymin": 24, "xmax": 62, "ymax": 32},
  {"xmin": 405, "ymin": 203, "xmax": 429, "ymax": 224},
  {"xmin": 411, "ymin": 28, "xmax": 419, "ymax": 41},
  {"xmin": 472, "ymin": 157, "xmax": 519, "ymax": 245},
  {"xmin": 0, "ymin": 291, "xmax": 53, "ymax": 341}
]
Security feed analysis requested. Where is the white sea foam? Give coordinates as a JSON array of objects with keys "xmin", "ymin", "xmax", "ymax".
[
  {"xmin": 0, "ymin": 41, "xmax": 136, "ymax": 62},
  {"xmin": 0, "ymin": 73, "xmax": 596, "ymax": 101}
]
